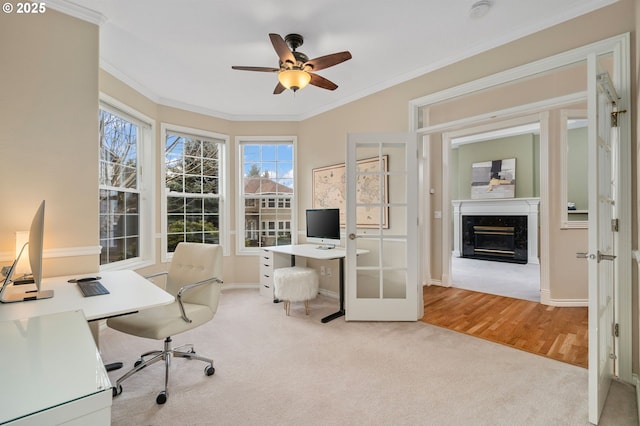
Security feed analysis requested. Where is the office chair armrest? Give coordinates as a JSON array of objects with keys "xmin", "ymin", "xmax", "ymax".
[
  {"xmin": 144, "ymin": 271, "xmax": 169, "ymax": 279},
  {"xmin": 177, "ymin": 277, "xmax": 223, "ymax": 323},
  {"xmin": 144, "ymin": 271, "xmax": 169, "ymax": 290}
]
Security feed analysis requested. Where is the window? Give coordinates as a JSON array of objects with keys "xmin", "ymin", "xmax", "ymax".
[
  {"xmin": 163, "ymin": 125, "xmax": 228, "ymax": 257},
  {"xmin": 237, "ymin": 137, "xmax": 296, "ymax": 254},
  {"xmin": 99, "ymin": 99, "xmax": 154, "ymax": 268}
]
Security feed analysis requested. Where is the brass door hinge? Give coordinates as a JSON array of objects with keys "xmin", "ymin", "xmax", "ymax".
[{"xmin": 611, "ymin": 109, "xmax": 627, "ymax": 127}]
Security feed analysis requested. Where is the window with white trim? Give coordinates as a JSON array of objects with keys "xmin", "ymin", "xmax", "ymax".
[
  {"xmin": 237, "ymin": 137, "xmax": 296, "ymax": 254},
  {"xmin": 164, "ymin": 126, "xmax": 227, "ymax": 255},
  {"xmin": 99, "ymin": 101, "xmax": 154, "ymax": 268}
]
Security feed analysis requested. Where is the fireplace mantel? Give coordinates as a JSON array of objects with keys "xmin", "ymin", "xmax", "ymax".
[{"xmin": 452, "ymin": 198, "xmax": 540, "ymax": 264}]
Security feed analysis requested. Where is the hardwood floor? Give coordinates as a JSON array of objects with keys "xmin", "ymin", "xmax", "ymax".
[{"xmin": 421, "ymin": 285, "xmax": 589, "ymax": 368}]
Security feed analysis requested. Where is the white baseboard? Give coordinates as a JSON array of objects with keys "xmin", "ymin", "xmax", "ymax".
[
  {"xmin": 220, "ymin": 283, "xmax": 339, "ymax": 300},
  {"xmin": 540, "ymin": 289, "xmax": 588, "ymax": 307},
  {"xmin": 318, "ymin": 288, "xmax": 338, "ymax": 300},
  {"xmin": 221, "ymin": 283, "xmax": 258, "ymax": 291},
  {"xmin": 426, "ymin": 283, "xmax": 586, "ymax": 306}
]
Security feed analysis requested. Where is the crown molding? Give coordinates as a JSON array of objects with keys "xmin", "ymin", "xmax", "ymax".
[{"xmin": 46, "ymin": 0, "xmax": 106, "ymax": 25}]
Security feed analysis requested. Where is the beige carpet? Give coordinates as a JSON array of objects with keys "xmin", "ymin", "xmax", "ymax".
[{"xmin": 100, "ymin": 289, "xmax": 636, "ymax": 425}]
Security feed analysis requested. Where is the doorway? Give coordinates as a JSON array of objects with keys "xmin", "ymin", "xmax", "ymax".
[
  {"xmin": 445, "ymin": 118, "xmax": 543, "ymax": 302},
  {"xmin": 410, "ymin": 34, "xmax": 632, "ymax": 420}
]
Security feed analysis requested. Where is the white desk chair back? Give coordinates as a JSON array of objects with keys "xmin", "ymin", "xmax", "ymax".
[
  {"xmin": 166, "ymin": 241, "xmax": 223, "ymax": 311},
  {"xmin": 107, "ymin": 242, "xmax": 223, "ymax": 405}
]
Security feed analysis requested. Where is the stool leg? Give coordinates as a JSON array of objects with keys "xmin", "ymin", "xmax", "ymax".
[
  {"xmin": 304, "ymin": 299, "xmax": 310, "ymax": 315},
  {"xmin": 284, "ymin": 300, "xmax": 290, "ymax": 316}
]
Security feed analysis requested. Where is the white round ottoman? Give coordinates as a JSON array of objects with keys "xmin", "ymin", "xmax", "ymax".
[{"xmin": 273, "ymin": 266, "xmax": 319, "ymax": 316}]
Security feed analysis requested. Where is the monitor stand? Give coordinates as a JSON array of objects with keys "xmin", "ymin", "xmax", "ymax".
[
  {"xmin": 316, "ymin": 244, "xmax": 335, "ymax": 250},
  {"xmin": 1, "ymin": 289, "xmax": 54, "ymax": 303}
]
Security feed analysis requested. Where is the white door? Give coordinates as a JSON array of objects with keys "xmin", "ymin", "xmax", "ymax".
[
  {"xmin": 587, "ymin": 53, "xmax": 620, "ymax": 425},
  {"xmin": 344, "ymin": 133, "xmax": 420, "ymax": 321}
]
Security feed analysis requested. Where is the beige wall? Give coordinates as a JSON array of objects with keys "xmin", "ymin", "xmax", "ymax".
[
  {"xmin": 1, "ymin": 1, "xmax": 637, "ymax": 355},
  {"xmin": 300, "ymin": 0, "xmax": 636, "ymax": 299},
  {"xmin": 0, "ymin": 9, "xmax": 99, "ymax": 276},
  {"xmin": 100, "ymin": 71, "xmax": 301, "ymax": 283}
]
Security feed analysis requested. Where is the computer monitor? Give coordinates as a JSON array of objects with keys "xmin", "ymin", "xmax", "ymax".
[
  {"xmin": 0, "ymin": 200, "xmax": 53, "ymax": 303},
  {"xmin": 306, "ymin": 208, "xmax": 341, "ymax": 249},
  {"xmin": 0, "ymin": 245, "xmax": 24, "ymax": 298}
]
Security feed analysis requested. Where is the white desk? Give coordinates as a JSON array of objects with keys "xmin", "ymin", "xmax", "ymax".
[
  {"xmin": 263, "ymin": 244, "xmax": 368, "ymax": 323},
  {"xmin": 0, "ymin": 269, "xmax": 174, "ymax": 372},
  {"xmin": 0, "ymin": 270, "xmax": 174, "ymax": 323},
  {"xmin": 0, "ymin": 310, "xmax": 112, "ymax": 425}
]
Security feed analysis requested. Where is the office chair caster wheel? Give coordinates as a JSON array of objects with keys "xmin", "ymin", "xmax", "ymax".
[
  {"xmin": 205, "ymin": 365, "xmax": 215, "ymax": 376},
  {"xmin": 156, "ymin": 391, "xmax": 167, "ymax": 405},
  {"xmin": 134, "ymin": 358, "xmax": 146, "ymax": 369},
  {"xmin": 112, "ymin": 384, "xmax": 122, "ymax": 397}
]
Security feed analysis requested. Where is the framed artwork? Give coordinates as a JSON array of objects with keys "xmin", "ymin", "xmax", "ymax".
[
  {"xmin": 312, "ymin": 155, "xmax": 388, "ymax": 228},
  {"xmin": 471, "ymin": 158, "xmax": 516, "ymax": 199}
]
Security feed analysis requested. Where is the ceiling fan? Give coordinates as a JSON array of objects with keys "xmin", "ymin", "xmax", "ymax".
[{"xmin": 232, "ymin": 33, "xmax": 352, "ymax": 94}]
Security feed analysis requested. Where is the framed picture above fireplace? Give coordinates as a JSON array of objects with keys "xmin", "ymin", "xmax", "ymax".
[{"xmin": 470, "ymin": 158, "xmax": 516, "ymax": 199}]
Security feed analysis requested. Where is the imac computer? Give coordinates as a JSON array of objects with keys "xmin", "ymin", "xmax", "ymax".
[
  {"xmin": 306, "ymin": 208, "xmax": 341, "ymax": 250},
  {"xmin": 0, "ymin": 200, "xmax": 53, "ymax": 303}
]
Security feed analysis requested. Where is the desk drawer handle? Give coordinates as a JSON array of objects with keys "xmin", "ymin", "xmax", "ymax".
[
  {"xmin": 264, "ymin": 274, "xmax": 270, "ymax": 278},
  {"xmin": 263, "ymin": 264, "xmax": 270, "ymax": 267},
  {"xmin": 263, "ymin": 284, "xmax": 270, "ymax": 288}
]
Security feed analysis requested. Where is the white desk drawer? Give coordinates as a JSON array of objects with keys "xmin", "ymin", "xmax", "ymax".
[{"xmin": 259, "ymin": 250, "xmax": 274, "ymax": 297}]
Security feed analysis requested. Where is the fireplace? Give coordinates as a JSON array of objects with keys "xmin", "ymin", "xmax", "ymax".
[
  {"xmin": 462, "ymin": 215, "xmax": 528, "ymax": 263},
  {"xmin": 452, "ymin": 198, "xmax": 540, "ymax": 264}
]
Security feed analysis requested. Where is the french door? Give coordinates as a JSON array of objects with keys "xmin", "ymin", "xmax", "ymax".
[
  {"xmin": 344, "ymin": 133, "xmax": 420, "ymax": 321},
  {"xmin": 587, "ymin": 53, "xmax": 623, "ymax": 425}
]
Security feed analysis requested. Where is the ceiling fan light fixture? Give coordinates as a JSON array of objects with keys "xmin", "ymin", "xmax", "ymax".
[{"xmin": 278, "ymin": 69, "xmax": 311, "ymax": 92}]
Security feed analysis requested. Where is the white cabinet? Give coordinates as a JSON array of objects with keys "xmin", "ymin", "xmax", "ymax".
[
  {"xmin": 259, "ymin": 249, "xmax": 275, "ymax": 297},
  {"xmin": 0, "ymin": 310, "xmax": 112, "ymax": 425},
  {"xmin": 259, "ymin": 248, "xmax": 305, "ymax": 298}
]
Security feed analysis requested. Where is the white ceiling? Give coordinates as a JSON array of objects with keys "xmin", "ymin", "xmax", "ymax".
[{"xmin": 53, "ymin": 0, "xmax": 616, "ymax": 121}]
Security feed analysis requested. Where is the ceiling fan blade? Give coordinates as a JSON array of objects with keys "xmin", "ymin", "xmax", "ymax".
[
  {"xmin": 309, "ymin": 73, "xmax": 338, "ymax": 91},
  {"xmin": 269, "ymin": 33, "xmax": 295, "ymax": 65},
  {"xmin": 273, "ymin": 82, "xmax": 286, "ymax": 94},
  {"xmin": 231, "ymin": 66, "xmax": 279, "ymax": 72},
  {"xmin": 305, "ymin": 51, "xmax": 352, "ymax": 72}
]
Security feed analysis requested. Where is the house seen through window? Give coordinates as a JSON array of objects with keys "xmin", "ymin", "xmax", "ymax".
[{"xmin": 239, "ymin": 139, "xmax": 295, "ymax": 251}]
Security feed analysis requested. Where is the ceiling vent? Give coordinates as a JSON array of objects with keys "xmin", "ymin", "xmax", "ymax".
[{"xmin": 469, "ymin": 0, "xmax": 492, "ymax": 19}]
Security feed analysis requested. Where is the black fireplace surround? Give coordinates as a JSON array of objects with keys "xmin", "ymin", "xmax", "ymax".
[{"xmin": 462, "ymin": 215, "xmax": 528, "ymax": 264}]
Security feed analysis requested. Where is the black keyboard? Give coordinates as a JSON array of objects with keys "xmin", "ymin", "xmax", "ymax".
[{"xmin": 77, "ymin": 280, "xmax": 110, "ymax": 297}]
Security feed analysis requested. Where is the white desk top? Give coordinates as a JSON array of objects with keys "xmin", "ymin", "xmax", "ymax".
[
  {"xmin": 0, "ymin": 270, "xmax": 174, "ymax": 322},
  {"xmin": 0, "ymin": 310, "xmax": 111, "ymax": 424},
  {"xmin": 264, "ymin": 244, "xmax": 368, "ymax": 260}
]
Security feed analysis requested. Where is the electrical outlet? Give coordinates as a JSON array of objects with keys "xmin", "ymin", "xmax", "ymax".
[
  {"xmin": 320, "ymin": 266, "xmax": 326, "ymax": 276},
  {"xmin": 326, "ymin": 267, "xmax": 332, "ymax": 277}
]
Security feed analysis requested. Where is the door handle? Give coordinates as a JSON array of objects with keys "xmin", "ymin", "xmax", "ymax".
[
  {"xmin": 597, "ymin": 251, "xmax": 616, "ymax": 262},
  {"xmin": 575, "ymin": 251, "xmax": 616, "ymax": 262},
  {"xmin": 349, "ymin": 233, "xmax": 356, "ymax": 240}
]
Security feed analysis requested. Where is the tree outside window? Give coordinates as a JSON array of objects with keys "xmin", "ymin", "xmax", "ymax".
[
  {"xmin": 165, "ymin": 132, "xmax": 222, "ymax": 253},
  {"xmin": 99, "ymin": 109, "xmax": 140, "ymax": 265}
]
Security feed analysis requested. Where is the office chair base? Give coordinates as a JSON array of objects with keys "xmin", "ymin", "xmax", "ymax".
[{"xmin": 112, "ymin": 337, "xmax": 215, "ymax": 404}]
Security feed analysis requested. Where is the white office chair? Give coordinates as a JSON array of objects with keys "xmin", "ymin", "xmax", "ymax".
[{"xmin": 107, "ymin": 242, "xmax": 223, "ymax": 404}]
